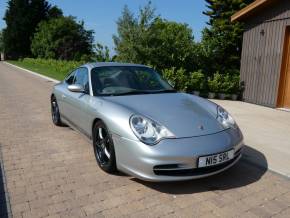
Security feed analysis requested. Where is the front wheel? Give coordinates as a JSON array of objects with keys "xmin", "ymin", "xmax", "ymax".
[
  {"xmin": 51, "ymin": 96, "xmax": 63, "ymax": 126},
  {"xmin": 93, "ymin": 120, "xmax": 117, "ymax": 173}
]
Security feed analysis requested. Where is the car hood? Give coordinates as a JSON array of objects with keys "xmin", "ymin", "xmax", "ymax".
[{"xmin": 103, "ymin": 93, "xmax": 224, "ymax": 138}]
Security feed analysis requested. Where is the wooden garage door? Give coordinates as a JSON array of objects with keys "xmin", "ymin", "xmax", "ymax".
[{"xmin": 278, "ymin": 27, "xmax": 290, "ymax": 109}]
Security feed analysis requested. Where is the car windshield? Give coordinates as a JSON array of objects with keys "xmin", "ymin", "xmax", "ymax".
[{"xmin": 90, "ymin": 66, "xmax": 176, "ymax": 96}]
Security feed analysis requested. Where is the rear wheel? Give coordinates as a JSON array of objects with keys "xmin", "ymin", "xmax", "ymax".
[
  {"xmin": 93, "ymin": 121, "xmax": 117, "ymax": 173},
  {"xmin": 51, "ymin": 96, "xmax": 63, "ymax": 126}
]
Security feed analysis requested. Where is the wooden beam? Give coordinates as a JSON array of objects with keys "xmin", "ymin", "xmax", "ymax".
[{"xmin": 231, "ymin": 0, "xmax": 275, "ymax": 22}]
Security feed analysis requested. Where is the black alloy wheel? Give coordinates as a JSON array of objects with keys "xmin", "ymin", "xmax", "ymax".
[
  {"xmin": 93, "ymin": 120, "xmax": 117, "ymax": 173},
  {"xmin": 51, "ymin": 97, "xmax": 63, "ymax": 126}
]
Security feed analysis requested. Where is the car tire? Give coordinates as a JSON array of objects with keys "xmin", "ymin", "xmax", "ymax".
[
  {"xmin": 51, "ymin": 96, "xmax": 63, "ymax": 126},
  {"xmin": 93, "ymin": 120, "xmax": 117, "ymax": 173}
]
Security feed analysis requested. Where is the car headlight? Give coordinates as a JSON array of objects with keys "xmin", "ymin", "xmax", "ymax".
[
  {"xmin": 130, "ymin": 115, "xmax": 175, "ymax": 145},
  {"xmin": 216, "ymin": 106, "xmax": 237, "ymax": 129}
]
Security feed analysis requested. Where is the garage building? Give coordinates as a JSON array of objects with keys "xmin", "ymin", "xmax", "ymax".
[{"xmin": 232, "ymin": 0, "xmax": 290, "ymax": 109}]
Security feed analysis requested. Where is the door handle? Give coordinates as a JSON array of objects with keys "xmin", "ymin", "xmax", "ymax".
[{"xmin": 62, "ymin": 94, "xmax": 66, "ymax": 99}]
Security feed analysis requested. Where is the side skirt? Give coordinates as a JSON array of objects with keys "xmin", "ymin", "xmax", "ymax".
[{"xmin": 60, "ymin": 113, "xmax": 93, "ymax": 142}]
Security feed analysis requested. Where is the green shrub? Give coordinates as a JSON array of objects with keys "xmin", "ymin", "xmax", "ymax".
[
  {"xmin": 11, "ymin": 58, "xmax": 85, "ymax": 80},
  {"xmin": 208, "ymin": 72, "xmax": 223, "ymax": 93},
  {"xmin": 24, "ymin": 58, "xmax": 83, "ymax": 73},
  {"xmin": 207, "ymin": 72, "xmax": 240, "ymax": 94},
  {"xmin": 162, "ymin": 68, "xmax": 208, "ymax": 92},
  {"xmin": 162, "ymin": 67, "xmax": 189, "ymax": 92},
  {"xmin": 227, "ymin": 74, "xmax": 240, "ymax": 94},
  {"xmin": 188, "ymin": 70, "xmax": 206, "ymax": 91},
  {"xmin": 221, "ymin": 74, "xmax": 231, "ymax": 94}
]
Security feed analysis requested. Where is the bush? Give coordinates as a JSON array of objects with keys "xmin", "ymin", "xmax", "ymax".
[
  {"xmin": 23, "ymin": 58, "xmax": 82, "ymax": 73},
  {"xmin": 14, "ymin": 58, "xmax": 85, "ymax": 80},
  {"xmin": 188, "ymin": 70, "xmax": 206, "ymax": 91},
  {"xmin": 227, "ymin": 74, "xmax": 240, "ymax": 94},
  {"xmin": 162, "ymin": 67, "xmax": 189, "ymax": 92},
  {"xmin": 208, "ymin": 72, "xmax": 240, "ymax": 94},
  {"xmin": 221, "ymin": 74, "xmax": 231, "ymax": 94},
  {"xmin": 208, "ymin": 72, "xmax": 223, "ymax": 93}
]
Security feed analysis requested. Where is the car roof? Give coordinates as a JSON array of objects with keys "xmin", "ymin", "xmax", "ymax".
[{"xmin": 83, "ymin": 62, "xmax": 148, "ymax": 69}]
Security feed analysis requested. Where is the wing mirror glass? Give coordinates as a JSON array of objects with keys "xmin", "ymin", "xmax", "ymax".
[{"xmin": 67, "ymin": 84, "xmax": 85, "ymax": 93}]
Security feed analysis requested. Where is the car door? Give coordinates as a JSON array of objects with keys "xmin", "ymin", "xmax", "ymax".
[
  {"xmin": 63, "ymin": 67, "xmax": 92, "ymax": 136},
  {"xmin": 72, "ymin": 67, "xmax": 92, "ymax": 136},
  {"xmin": 58, "ymin": 70, "xmax": 77, "ymax": 118}
]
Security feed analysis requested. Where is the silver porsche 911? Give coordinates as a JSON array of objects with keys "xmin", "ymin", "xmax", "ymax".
[{"xmin": 51, "ymin": 62, "xmax": 244, "ymax": 182}]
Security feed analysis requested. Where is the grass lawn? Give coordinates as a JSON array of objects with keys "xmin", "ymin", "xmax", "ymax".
[{"xmin": 7, "ymin": 58, "xmax": 83, "ymax": 81}]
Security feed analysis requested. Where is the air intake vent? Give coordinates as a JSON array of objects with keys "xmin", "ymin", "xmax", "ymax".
[{"xmin": 153, "ymin": 154, "xmax": 240, "ymax": 177}]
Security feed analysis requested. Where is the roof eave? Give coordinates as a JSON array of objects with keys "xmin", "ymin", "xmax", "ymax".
[{"xmin": 231, "ymin": 0, "xmax": 275, "ymax": 22}]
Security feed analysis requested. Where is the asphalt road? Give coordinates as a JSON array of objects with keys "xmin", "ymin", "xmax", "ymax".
[{"xmin": 0, "ymin": 62, "xmax": 290, "ymax": 218}]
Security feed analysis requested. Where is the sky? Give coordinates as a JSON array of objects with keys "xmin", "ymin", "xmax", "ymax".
[{"xmin": 0, "ymin": 0, "xmax": 208, "ymax": 51}]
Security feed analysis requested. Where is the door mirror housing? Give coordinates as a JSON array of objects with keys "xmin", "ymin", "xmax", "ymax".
[
  {"xmin": 167, "ymin": 80, "xmax": 174, "ymax": 88},
  {"xmin": 67, "ymin": 84, "xmax": 85, "ymax": 93}
]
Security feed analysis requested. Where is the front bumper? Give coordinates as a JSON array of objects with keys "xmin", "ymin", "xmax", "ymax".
[{"xmin": 113, "ymin": 128, "xmax": 244, "ymax": 182}]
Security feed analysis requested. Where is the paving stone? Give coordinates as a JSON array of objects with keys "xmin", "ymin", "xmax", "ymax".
[{"xmin": 1, "ymin": 62, "xmax": 290, "ymax": 218}]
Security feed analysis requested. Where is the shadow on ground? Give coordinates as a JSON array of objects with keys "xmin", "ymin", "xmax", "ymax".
[
  {"xmin": 133, "ymin": 145, "xmax": 268, "ymax": 194},
  {"xmin": 0, "ymin": 162, "xmax": 9, "ymax": 218}
]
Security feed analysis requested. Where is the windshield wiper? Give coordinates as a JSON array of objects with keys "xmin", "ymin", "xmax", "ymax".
[
  {"xmin": 109, "ymin": 90, "xmax": 150, "ymax": 96},
  {"xmin": 99, "ymin": 89, "xmax": 177, "ymax": 96},
  {"xmin": 148, "ymin": 89, "xmax": 177, "ymax": 94}
]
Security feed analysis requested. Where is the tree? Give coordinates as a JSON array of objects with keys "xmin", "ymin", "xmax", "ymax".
[
  {"xmin": 0, "ymin": 30, "xmax": 3, "ymax": 52},
  {"xmin": 113, "ymin": 4, "xmax": 145, "ymax": 63},
  {"xmin": 148, "ymin": 18, "xmax": 197, "ymax": 71},
  {"xmin": 31, "ymin": 16, "xmax": 94, "ymax": 60},
  {"xmin": 3, "ymin": 0, "xmax": 52, "ymax": 59},
  {"xmin": 201, "ymin": 0, "xmax": 254, "ymax": 75},
  {"xmin": 113, "ymin": 2, "xmax": 198, "ymax": 72},
  {"xmin": 94, "ymin": 43, "xmax": 111, "ymax": 62},
  {"xmin": 47, "ymin": 6, "xmax": 63, "ymax": 19}
]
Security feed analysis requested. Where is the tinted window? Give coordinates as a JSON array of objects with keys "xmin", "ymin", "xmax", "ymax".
[
  {"xmin": 65, "ymin": 71, "xmax": 76, "ymax": 85},
  {"xmin": 74, "ymin": 68, "xmax": 89, "ymax": 93},
  {"xmin": 91, "ymin": 66, "xmax": 174, "ymax": 96}
]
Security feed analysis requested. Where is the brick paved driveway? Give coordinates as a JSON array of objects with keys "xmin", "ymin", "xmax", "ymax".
[{"xmin": 0, "ymin": 62, "xmax": 290, "ymax": 218}]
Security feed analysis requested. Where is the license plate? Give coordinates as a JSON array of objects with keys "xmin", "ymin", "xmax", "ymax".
[{"xmin": 198, "ymin": 150, "xmax": 234, "ymax": 168}]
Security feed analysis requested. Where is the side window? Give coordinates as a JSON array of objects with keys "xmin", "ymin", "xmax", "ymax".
[
  {"xmin": 74, "ymin": 68, "xmax": 89, "ymax": 93},
  {"xmin": 65, "ymin": 70, "xmax": 76, "ymax": 85}
]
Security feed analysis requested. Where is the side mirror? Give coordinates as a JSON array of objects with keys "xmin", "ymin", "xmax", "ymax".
[
  {"xmin": 67, "ymin": 84, "xmax": 85, "ymax": 93},
  {"xmin": 168, "ymin": 80, "xmax": 175, "ymax": 87}
]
